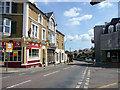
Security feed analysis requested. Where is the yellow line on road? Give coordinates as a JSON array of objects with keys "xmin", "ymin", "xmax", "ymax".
[{"xmin": 98, "ymin": 82, "xmax": 117, "ymax": 88}]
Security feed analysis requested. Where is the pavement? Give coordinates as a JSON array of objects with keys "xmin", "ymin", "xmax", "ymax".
[{"xmin": 0, "ymin": 60, "xmax": 119, "ymax": 89}]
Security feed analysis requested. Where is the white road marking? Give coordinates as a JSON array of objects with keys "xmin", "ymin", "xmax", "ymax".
[
  {"xmin": 43, "ymin": 71, "xmax": 60, "ymax": 77},
  {"xmin": 7, "ymin": 80, "xmax": 31, "ymax": 88},
  {"xmin": 77, "ymin": 82, "xmax": 82, "ymax": 85},
  {"xmin": 85, "ymin": 82, "xmax": 89, "ymax": 85},
  {"xmin": 30, "ymin": 71, "xmax": 35, "ymax": 73},
  {"xmin": 63, "ymin": 66, "xmax": 75, "ymax": 70},
  {"xmin": 76, "ymin": 85, "xmax": 80, "ymax": 88},
  {"xmin": 19, "ymin": 73, "xmax": 25, "ymax": 75},
  {"xmin": 84, "ymin": 85, "xmax": 88, "ymax": 89}
]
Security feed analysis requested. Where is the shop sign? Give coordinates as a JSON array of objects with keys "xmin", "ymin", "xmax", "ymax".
[
  {"xmin": 26, "ymin": 42, "xmax": 41, "ymax": 49},
  {"xmin": 6, "ymin": 43, "xmax": 13, "ymax": 53},
  {"xmin": 14, "ymin": 51, "xmax": 18, "ymax": 56}
]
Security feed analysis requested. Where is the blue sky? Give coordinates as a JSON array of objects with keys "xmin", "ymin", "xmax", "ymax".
[{"xmin": 34, "ymin": 1, "xmax": 118, "ymax": 51}]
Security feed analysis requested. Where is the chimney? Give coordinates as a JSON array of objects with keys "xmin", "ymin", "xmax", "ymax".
[{"xmin": 33, "ymin": 2, "xmax": 36, "ymax": 6}]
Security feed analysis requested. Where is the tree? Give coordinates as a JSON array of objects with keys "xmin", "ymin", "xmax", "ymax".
[{"xmin": 74, "ymin": 53, "xmax": 77, "ymax": 58}]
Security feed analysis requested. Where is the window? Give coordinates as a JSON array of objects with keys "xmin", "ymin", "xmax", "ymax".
[
  {"xmin": 49, "ymin": 34, "xmax": 52, "ymax": 43},
  {"xmin": 49, "ymin": 19, "xmax": 54, "ymax": 30},
  {"xmin": 57, "ymin": 34, "xmax": 58, "ymax": 39},
  {"xmin": 108, "ymin": 25, "xmax": 114, "ymax": 33},
  {"xmin": 0, "ymin": 1, "xmax": 11, "ymax": 14},
  {"xmin": 49, "ymin": 34, "xmax": 55, "ymax": 43},
  {"xmin": 38, "ymin": 14, "xmax": 43, "ymax": 25},
  {"xmin": 42, "ymin": 28, "xmax": 46, "ymax": 41},
  {"xmin": 29, "ymin": 49, "xmax": 39, "ymax": 58},
  {"xmin": 0, "ymin": 18, "xmax": 11, "ymax": 36},
  {"xmin": 62, "ymin": 43, "xmax": 64, "ymax": 49},
  {"xmin": 62, "ymin": 37, "xmax": 63, "ymax": 41},
  {"xmin": 62, "ymin": 53, "xmax": 64, "ymax": 60},
  {"xmin": 56, "ymin": 53, "xmax": 59, "ymax": 61},
  {"xmin": 57, "ymin": 42, "xmax": 58, "ymax": 48},
  {"xmin": 5, "ymin": 50, "xmax": 21, "ymax": 62},
  {"xmin": 116, "ymin": 23, "xmax": 120, "ymax": 31},
  {"xmin": 31, "ymin": 22, "xmax": 39, "ymax": 38}
]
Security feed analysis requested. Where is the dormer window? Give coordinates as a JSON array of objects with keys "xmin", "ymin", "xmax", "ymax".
[
  {"xmin": 108, "ymin": 25, "xmax": 114, "ymax": 33},
  {"xmin": 0, "ymin": 18, "xmax": 11, "ymax": 36},
  {"xmin": 0, "ymin": 1, "xmax": 11, "ymax": 14},
  {"xmin": 116, "ymin": 23, "xmax": 120, "ymax": 31},
  {"xmin": 49, "ymin": 19, "xmax": 54, "ymax": 30},
  {"xmin": 38, "ymin": 14, "xmax": 43, "ymax": 25}
]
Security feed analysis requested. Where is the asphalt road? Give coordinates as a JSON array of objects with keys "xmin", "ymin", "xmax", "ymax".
[{"xmin": 1, "ymin": 61, "xmax": 119, "ymax": 89}]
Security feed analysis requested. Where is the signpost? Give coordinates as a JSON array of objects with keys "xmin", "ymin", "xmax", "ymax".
[{"xmin": 6, "ymin": 43, "xmax": 13, "ymax": 72}]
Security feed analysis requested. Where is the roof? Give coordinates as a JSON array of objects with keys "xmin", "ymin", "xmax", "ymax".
[
  {"xmin": 45, "ymin": 12, "xmax": 53, "ymax": 18},
  {"xmin": 56, "ymin": 30, "xmax": 65, "ymax": 36}
]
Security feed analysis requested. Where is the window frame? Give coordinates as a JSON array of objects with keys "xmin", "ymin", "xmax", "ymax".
[
  {"xmin": 31, "ymin": 22, "xmax": 39, "ymax": 39},
  {"xmin": 42, "ymin": 28, "xmax": 46, "ymax": 41},
  {"xmin": 29, "ymin": 49, "xmax": 39, "ymax": 58},
  {"xmin": 38, "ymin": 14, "xmax": 43, "ymax": 25},
  {"xmin": 0, "ymin": 1, "xmax": 12, "ymax": 14},
  {"xmin": 0, "ymin": 18, "xmax": 11, "ymax": 36}
]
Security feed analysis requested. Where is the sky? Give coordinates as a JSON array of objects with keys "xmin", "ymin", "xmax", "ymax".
[{"xmin": 31, "ymin": 0, "xmax": 118, "ymax": 51}]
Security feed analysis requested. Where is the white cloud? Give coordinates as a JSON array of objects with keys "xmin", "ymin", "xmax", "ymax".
[
  {"xmin": 69, "ymin": 14, "xmax": 93, "ymax": 21},
  {"xmin": 66, "ymin": 14, "xmax": 93, "ymax": 26},
  {"xmin": 66, "ymin": 21, "xmax": 80, "ymax": 25},
  {"xmin": 64, "ymin": 7, "xmax": 81, "ymax": 17},
  {"xmin": 88, "ymin": 29, "xmax": 94, "ymax": 37},
  {"xmin": 65, "ymin": 28, "xmax": 94, "ymax": 42},
  {"xmin": 98, "ymin": 1, "xmax": 113, "ymax": 9}
]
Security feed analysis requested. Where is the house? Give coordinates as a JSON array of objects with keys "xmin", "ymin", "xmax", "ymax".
[
  {"xmin": 94, "ymin": 18, "xmax": 120, "ymax": 65},
  {"xmin": 45, "ymin": 12, "xmax": 56, "ymax": 65},
  {"xmin": 55, "ymin": 30, "xmax": 67, "ymax": 64},
  {"xmin": 0, "ymin": 0, "xmax": 57, "ymax": 68}
]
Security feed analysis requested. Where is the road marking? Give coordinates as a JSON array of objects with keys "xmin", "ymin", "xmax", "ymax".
[
  {"xmin": 19, "ymin": 73, "xmax": 25, "ymax": 75},
  {"xmin": 85, "ymin": 82, "xmax": 89, "ymax": 85},
  {"xmin": 99, "ymin": 83, "xmax": 117, "ymax": 88},
  {"xmin": 76, "ymin": 85, "xmax": 80, "ymax": 88},
  {"xmin": 77, "ymin": 82, "xmax": 82, "ymax": 85},
  {"xmin": 63, "ymin": 66, "xmax": 75, "ymax": 70},
  {"xmin": 84, "ymin": 85, "xmax": 88, "ymax": 89},
  {"xmin": 7, "ymin": 80, "xmax": 31, "ymax": 88},
  {"xmin": 43, "ymin": 71, "xmax": 60, "ymax": 77}
]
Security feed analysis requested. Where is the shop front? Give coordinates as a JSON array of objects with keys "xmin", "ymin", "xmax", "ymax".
[
  {"xmin": 22, "ymin": 42, "xmax": 42, "ymax": 68},
  {"xmin": 0, "ymin": 41, "xmax": 22, "ymax": 68}
]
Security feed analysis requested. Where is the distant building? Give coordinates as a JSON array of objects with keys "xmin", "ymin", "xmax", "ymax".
[{"xmin": 94, "ymin": 18, "xmax": 120, "ymax": 64}]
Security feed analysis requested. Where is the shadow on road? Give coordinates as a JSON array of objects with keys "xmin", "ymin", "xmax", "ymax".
[{"xmin": 68, "ymin": 60, "xmax": 120, "ymax": 68}]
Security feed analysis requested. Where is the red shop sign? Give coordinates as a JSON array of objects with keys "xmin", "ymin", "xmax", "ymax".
[
  {"xmin": 26, "ymin": 42, "xmax": 41, "ymax": 49},
  {"xmin": 0, "ymin": 41, "xmax": 21, "ymax": 47}
]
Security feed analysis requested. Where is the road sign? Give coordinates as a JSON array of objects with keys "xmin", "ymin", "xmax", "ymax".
[{"xmin": 6, "ymin": 43, "xmax": 13, "ymax": 53}]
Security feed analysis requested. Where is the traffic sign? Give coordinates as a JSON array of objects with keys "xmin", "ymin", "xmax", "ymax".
[{"xmin": 6, "ymin": 43, "xmax": 13, "ymax": 53}]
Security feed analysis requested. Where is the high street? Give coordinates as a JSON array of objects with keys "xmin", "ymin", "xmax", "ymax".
[{"xmin": 1, "ymin": 60, "xmax": 119, "ymax": 89}]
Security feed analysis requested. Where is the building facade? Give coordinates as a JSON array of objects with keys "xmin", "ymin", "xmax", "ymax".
[
  {"xmin": 94, "ymin": 18, "xmax": 120, "ymax": 64},
  {"xmin": 0, "ymin": 0, "xmax": 57, "ymax": 68},
  {"xmin": 55, "ymin": 30, "xmax": 67, "ymax": 64}
]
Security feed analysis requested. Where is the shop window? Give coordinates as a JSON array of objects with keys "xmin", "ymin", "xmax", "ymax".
[
  {"xmin": 29, "ymin": 49, "xmax": 39, "ymax": 58},
  {"xmin": 14, "ymin": 55, "xmax": 17, "ymax": 61},
  {"xmin": 10, "ymin": 52, "xmax": 13, "ymax": 61},
  {"xmin": 0, "ymin": 51, "xmax": 4, "ymax": 61},
  {"xmin": 18, "ymin": 51, "xmax": 21, "ymax": 61}
]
